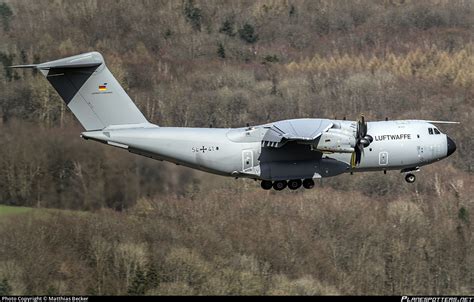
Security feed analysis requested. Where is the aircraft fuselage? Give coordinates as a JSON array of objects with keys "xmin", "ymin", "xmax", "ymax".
[{"xmin": 82, "ymin": 119, "xmax": 456, "ymax": 184}]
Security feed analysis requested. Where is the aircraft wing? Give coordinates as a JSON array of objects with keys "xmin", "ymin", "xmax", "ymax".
[{"xmin": 262, "ymin": 119, "xmax": 333, "ymax": 148}]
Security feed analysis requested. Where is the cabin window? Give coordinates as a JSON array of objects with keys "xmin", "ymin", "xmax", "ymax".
[
  {"xmin": 428, "ymin": 128, "xmax": 433, "ymax": 135},
  {"xmin": 434, "ymin": 128, "xmax": 440, "ymax": 135}
]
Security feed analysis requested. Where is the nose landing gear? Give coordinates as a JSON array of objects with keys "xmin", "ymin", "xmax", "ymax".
[
  {"xmin": 401, "ymin": 167, "xmax": 419, "ymax": 184},
  {"xmin": 405, "ymin": 173, "xmax": 416, "ymax": 183}
]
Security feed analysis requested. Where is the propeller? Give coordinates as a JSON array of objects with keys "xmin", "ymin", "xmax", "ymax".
[{"xmin": 352, "ymin": 115, "xmax": 373, "ymax": 167}]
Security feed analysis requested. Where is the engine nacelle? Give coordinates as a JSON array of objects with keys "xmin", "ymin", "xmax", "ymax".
[{"xmin": 313, "ymin": 128, "xmax": 356, "ymax": 153}]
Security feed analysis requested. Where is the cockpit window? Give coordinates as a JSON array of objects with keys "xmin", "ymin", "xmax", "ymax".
[
  {"xmin": 428, "ymin": 128, "xmax": 433, "ymax": 135},
  {"xmin": 434, "ymin": 128, "xmax": 440, "ymax": 134}
]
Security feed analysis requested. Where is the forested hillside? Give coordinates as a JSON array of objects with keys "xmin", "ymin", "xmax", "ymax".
[{"xmin": 0, "ymin": 0, "xmax": 472, "ymax": 295}]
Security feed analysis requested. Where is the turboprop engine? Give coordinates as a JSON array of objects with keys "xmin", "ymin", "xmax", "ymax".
[
  {"xmin": 314, "ymin": 125, "xmax": 356, "ymax": 153},
  {"xmin": 314, "ymin": 116, "xmax": 373, "ymax": 167}
]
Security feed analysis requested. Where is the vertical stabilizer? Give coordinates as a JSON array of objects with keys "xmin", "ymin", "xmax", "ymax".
[{"xmin": 12, "ymin": 52, "xmax": 149, "ymax": 130}]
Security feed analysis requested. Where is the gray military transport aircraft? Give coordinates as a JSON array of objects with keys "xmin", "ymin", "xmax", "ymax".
[{"xmin": 12, "ymin": 52, "xmax": 458, "ymax": 190}]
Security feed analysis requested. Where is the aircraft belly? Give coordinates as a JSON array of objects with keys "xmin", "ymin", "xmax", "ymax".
[
  {"xmin": 103, "ymin": 128, "xmax": 247, "ymax": 176},
  {"xmin": 260, "ymin": 158, "xmax": 349, "ymax": 181},
  {"xmin": 138, "ymin": 142, "xmax": 241, "ymax": 175}
]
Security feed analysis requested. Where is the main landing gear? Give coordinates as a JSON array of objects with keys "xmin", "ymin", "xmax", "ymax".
[
  {"xmin": 261, "ymin": 178, "xmax": 314, "ymax": 191},
  {"xmin": 260, "ymin": 180, "xmax": 273, "ymax": 190},
  {"xmin": 273, "ymin": 180, "xmax": 287, "ymax": 191},
  {"xmin": 302, "ymin": 179, "xmax": 315, "ymax": 189},
  {"xmin": 288, "ymin": 179, "xmax": 302, "ymax": 190}
]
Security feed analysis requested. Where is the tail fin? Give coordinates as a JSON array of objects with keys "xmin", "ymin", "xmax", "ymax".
[{"xmin": 12, "ymin": 52, "xmax": 149, "ymax": 130}]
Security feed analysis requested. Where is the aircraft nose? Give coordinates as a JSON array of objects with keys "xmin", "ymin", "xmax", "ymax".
[{"xmin": 447, "ymin": 136, "xmax": 456, "ymax": 157}]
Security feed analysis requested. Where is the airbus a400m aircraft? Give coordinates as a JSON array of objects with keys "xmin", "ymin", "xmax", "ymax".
[{"xmin": 13, "ymin": 52, "xmax": 458, "ymax": 191}]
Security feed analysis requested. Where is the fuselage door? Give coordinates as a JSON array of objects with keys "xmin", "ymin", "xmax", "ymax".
[
  {"xmin": 417, "ymin": 146, "xmax": 424, "ymax": 162},
  {"xmin": 379, "ymin": 151, "xmax": 388, "ymax": 165},
  {"xmin": 242, "ymin": 149, "xmax": 254, "ymax": 172}
]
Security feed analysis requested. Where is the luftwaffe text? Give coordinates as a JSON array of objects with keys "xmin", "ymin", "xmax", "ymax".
[{"xmin": 374, "ymin": 134, "xmax": 411, "ymax": 141}]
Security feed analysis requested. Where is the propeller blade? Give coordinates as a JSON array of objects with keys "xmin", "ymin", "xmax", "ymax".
[
  {"xmin": 351, "ymin": 149, "xmax": 362, "ymax": 167},
  {"xmin": 355, "ymin": 147, "xmax": 362, "ymax": 165},
  {"xmin": 361, "ymin": 115, "xmax": 367, "ymax": 137},
  {"xmin": 352, "ymin": 115, "xmax": 371, "ymax": 166},
  {"xmin": 360, "ymin": 141, "xmax": 366, "ymax": 155},
  {"xmin": 356, "ymin": 121, "xmax": 362, "ymax": 140},
  {"xmin": 357, "ymin": 115, "xmax": 367, "ymax": 139}
]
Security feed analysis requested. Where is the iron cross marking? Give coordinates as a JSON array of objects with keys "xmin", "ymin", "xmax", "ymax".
[{"xmin": 200, "ymin": 146, "xmax": 208, "ymax": 153}]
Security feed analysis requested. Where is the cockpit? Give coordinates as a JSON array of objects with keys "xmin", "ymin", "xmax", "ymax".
[{"xmin": 428, "ymin": 127, "xmax": 441, "ymax": 135}]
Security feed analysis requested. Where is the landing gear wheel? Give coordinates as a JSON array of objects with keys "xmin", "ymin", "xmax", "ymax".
[
  {"xmin": 273, "ymin": 180, "xmax": 287, "ymax": 191},
  {"xmin": 405, "ymin": 173, "xmax": 416, "ymax": 183},
  {"xmin": 288, "ymin": 179, "xmax": 302, "ymax": 190},
  {"xmin": 302, "ymin": 179, "xmax": 315, "ymax": 189},
  {"xmin": 261, "ymin": 180, "xmax": 273, "ymax": 190}
]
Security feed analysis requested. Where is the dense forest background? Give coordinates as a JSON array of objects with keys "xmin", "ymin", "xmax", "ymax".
[{"xmin": 0, "ymin": 0, "xmax": 473, "ymax": 295}]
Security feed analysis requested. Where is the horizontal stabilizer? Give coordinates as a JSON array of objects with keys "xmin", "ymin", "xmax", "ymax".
[
  {"xmin": 426, "ymin": 121, "xmax": 460, "ymax": 124},
  {"xmin": 11, "ymin": 53, "xmax": 102, "ymax": 70},
  {"xmin": 9, "ymin": 64, "xmax": 38, "ymax": 69}
]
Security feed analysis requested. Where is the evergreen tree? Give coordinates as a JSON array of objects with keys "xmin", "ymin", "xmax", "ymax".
[
  {"xmin": 289, "ymin": 4, "xmax": 296, "ymax": 18},
  {"xmin": 183, "ymin": 0, "xmax": 202, "ymax": 31},
  {"xmin": 46, "ymin": 285, "xmax": 58, "ymax": 295},
  {"xmin": 0, "ymin": 278, "xmax": 12, "ymax": 295},
  {"xmin": 263, "ymin": 55, "xmax": 279, "ymax": 63},
  {"xmin": 217, "ymin": 43, "xmax": 226, "ymax": 59},
  {"xmin": 164, "ymin": 29, "xmax": 172, "ymax": 39},
  {"xmin": 128, "ymin": 267, "xmax": 146, "ymax": 295},
  {"xmin": 458, "ymin": 207, "xmax": 469, "ymax": 224},
  {"xmin": 0, "ymin": 3, "xmax": 13, "ymax": 31},
  {"xmin": 0, "ymin": 52, "xmax": 14, "ymax": 81},
  {"xmin": 238, "ymin": 23, "xmax": 258, "ymax": 44},
  {"xmin": 145, "ymin": 264, "xmax": 159, "ymax": 292},
  {"xmin": 219, "ymin": 19, "xmax": 235, "ymax": 37}
]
